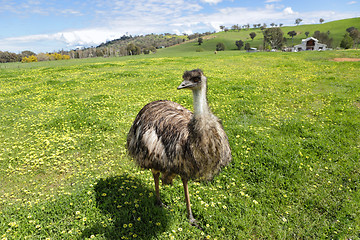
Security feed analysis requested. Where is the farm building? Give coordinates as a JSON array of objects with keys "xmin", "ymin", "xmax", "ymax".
[{"xmin": 294, "ymin": 37, "xmax": 327, "ymax": 51}]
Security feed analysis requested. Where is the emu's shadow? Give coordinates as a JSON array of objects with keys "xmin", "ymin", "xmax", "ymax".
[{"xmin": 81, "ymin": 174, "xmax": 169, "ymax": 239}]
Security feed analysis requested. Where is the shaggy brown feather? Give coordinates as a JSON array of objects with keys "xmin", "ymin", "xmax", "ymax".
[
  {"xmin": 126, "ymin": 69, "xmax": 231, "ymax": 226},
  {"xmin": 127, "ymin": 99, "xmax": 231, "ymax": 182}
]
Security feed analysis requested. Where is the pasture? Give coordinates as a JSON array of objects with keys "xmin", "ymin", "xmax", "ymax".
[{"xmin": 1, "ymin": 50, "xmax": 359, "ymax": 239}]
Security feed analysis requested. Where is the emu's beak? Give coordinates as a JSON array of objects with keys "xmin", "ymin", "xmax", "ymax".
[{"xmin": 177, "ymin": 80, "xmax": 196, "ymax": 90}]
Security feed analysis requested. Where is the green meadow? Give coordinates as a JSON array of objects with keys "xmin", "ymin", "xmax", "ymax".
[{"xmin": 1, "ymin": 50, "xmax": 360, "ymax": 239}]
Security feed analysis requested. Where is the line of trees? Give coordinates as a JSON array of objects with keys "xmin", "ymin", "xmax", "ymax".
[
  {"xmin": 222, "ymin": 18, "xmax": 329, "ymax": 33},
  {"xmin": 0, "ymin": 50, "xmax": 36, "ymax": 63},
  {"xmin": 0, "ymin": 50, "xmax": 71, "ymax": 63},
  {"xmin": 21, "ymin": 53, "xmax": 71, "ymax": 63},
  {"xmin": 1, "ymin": 32, "xmax": 214, "ymax": 63}
]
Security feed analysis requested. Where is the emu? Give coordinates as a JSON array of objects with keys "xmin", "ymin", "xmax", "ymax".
[{"xmin": 127, "ymin": 69, "xmax": 231, "ymax": 226}]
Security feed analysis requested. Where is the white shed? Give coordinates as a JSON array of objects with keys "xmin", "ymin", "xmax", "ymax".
[{"xmin": 294, "ymin": 37, "xmax": 327, "ymax": 51}]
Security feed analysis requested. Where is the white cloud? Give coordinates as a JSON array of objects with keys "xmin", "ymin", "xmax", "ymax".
[
  {"xmin": 201, "ymin": 0, "xmax": 223, "ymax": 4},
  {"xmin": 60, "ymin": 9, "xmax": 82, "ymax": 15},
  {"xmin": 347, "ymin": 1, "xmax": 357, "ymax": 4},
  {"xmin": 0, "ymin": 0, "xmax": 81, "ymax": 16},
  {"xmin": 283, "ymin": 7, "xmax": 295, "ymax": 15},
  {"xmin": 0, "ymin": 28, "xmax": 122, "ymax": 53},
  {"xmin": 265, "ymin": 0, "xmax": 282, "ymax": 2}
]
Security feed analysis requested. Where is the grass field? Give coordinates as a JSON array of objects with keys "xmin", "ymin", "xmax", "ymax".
[{"xmin": 1, "ymin": 50, "xmax": 360, "ymax": 239}]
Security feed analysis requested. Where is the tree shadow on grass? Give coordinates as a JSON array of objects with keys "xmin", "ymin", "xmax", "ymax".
[{"xmin": 81, "ymin": 174, "xmax": 169, "ymax": 239}]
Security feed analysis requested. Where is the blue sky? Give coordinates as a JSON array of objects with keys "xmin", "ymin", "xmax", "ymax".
[{"xmin": 0, "ymin": 0, "xmax": 359, "ymax": 53}]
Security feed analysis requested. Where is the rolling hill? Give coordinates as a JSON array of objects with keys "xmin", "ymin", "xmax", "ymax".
[{"xmin": 158, "ymin": 17, "xmax": 360, "ymax": 54}]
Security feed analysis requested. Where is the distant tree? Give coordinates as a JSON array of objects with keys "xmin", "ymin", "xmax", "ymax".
[
  {"xmin": 287, "ymin": 30, "xmax": 297, "ymax": 38},
  {"xmin": 249, "ymin": 32, "xmax": 256, "ymax": 40},
  {"xmin": 216, "ymin": 42, "xmax": 225, "ymax": 51},
  {"xmin": 143, "ymin": 46, "xmax": 156, "ymax": 54},
  {"xmin": 279, "ymin": 23, "xmax": 283, "ymax": 27},
  {"xmin": 244, "ymin": 42, "xmax": 251, "ymax": 51},
  {"xmin": 313, "ymin": 31, "xmax": 333, "ymax": 48},
  {"xmin": 232, "ymin": 24, "xmax": 240, "ymax": 31},
  {"xmin": 36, "ymin": 53, "xmax": 50, "ymax": 61},
  {"xmin": 95, "ymin": 49, "xmax": 104, "ymax": 57},
  {"xmin": 21, "ymin": 50, "xmax": 36, "ymax": 58},
  {"xmin": 349, "ymin": 28, "xmax": 360, "ymax": 48},
  {"xmin": 270, "ymin": 23, "xmax": 276, "ymax": 27},
  {"xmin": 220, "ymin": 25, "xmax": 225, "ymax": 31},
  {"xmin": 346, "ymin": 27, "xmax": 357, "ymax": 33},
  {"xmin": 135, "ymin": 45, "xmax": 141, "ymax": 55},
  {"xmin": 340, "ymin": 33, "xmax": 353, "ymax": 49},
  {"xmin": 263, "ymin": 27, "xmax": 284, "ymax": 49},
  {"xmin": 235, "ymin": 40, "xmax": 244, "ymax": 50},
  {"xmin": 320, "ymin": 18, "xmax": 325, "ymax": 24},
  {"xmin": 74, "ymin": 51, "xmax": 80, "ymax": 59},
  {"xmin": 287, "ymin": 30, "xmax": 297, "ymax": 46},
  {"xmin": 0, "ymin": 51, "xmax": 20, "ymax": 63},
  {"xmin": 127, "ymin": 43, "xmax": 140, "ymax": 55},
  {"xmin": 198, "ymin": 37, "xmax": 203, "ymax": 45},
  {"xmin": 305, "ymin": 31, "xmax": 310, "ymax": 37},
  {"xmin": 295, "ymin": 18, "xmax": 303, "ymax": 26}
]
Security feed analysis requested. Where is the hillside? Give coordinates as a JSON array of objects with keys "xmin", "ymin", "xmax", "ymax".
[
  {"xmin": 64, "ymin": 32, "xmax": 212, "ymax": 59},
  {"xmin": 159, "ymin": 17, "xmax": 360, "ymax": 54}
]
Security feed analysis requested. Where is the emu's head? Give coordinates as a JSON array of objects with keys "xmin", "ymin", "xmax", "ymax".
[{"xmin": 178, "ymin": 69, "xmax": 206, "ymax": 91}]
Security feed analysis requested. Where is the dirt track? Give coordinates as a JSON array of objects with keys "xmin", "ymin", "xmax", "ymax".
[{"xmin": 332, "ymin": 58, "xmax": 360, "ymax": 62}]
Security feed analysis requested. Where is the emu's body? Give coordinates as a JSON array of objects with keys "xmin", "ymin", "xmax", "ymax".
[{"xmin": 127, "ymin": 69, "xmax": 231, "ymax": 225}]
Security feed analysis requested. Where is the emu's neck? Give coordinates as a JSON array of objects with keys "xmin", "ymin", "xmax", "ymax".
[{"xmin": 192, "ymin": 85, "xmax": 209, "ymax": 117}]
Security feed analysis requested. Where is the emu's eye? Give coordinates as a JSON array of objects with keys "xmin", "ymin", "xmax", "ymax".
[{"xmin": 192, "ymin": 77, "xmax": 201, "ymax": 82}]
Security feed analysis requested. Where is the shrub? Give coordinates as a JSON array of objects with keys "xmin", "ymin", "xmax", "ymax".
[
  {"xmin": 46, "ymin": 53, "xmax": 71, "ymax": 60},
  {"xmin": 21, "ymin": 55, "xmax": 38, "ymax": 63},
  {"xmin": 340, "ymin": 33, "xmax": 353, "ymax": 49},
  {"xmin": 313, "ymin": 31, "xmax": 333, "ymax": 48},
  {"xmin": 37, "ymin": 53, "xmax": 50, "ymax": 61},
  {"xmin": 235, "ymin": 40, "xmax": 244, "ymax": 50},
  {"xmin": 216, "ymin": 42, "xmax": 225, "ymax": 51}
]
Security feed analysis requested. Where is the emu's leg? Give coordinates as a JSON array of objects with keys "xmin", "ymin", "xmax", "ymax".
[
  {"xmin": 152, "ymin": 169, "xmax": 165, "ymax": 207},
  {"xmin": 181, "ymin": 177, "xmax": 201, "ymax": 229}
]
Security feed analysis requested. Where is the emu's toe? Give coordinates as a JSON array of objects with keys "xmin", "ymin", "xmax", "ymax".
[{"xmin": 189, "ymin": 217, "xmax": 203, "ymax": 230}]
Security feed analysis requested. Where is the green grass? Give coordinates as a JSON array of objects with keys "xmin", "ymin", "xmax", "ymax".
[{"xmin": 1, "ymin": 50, "xmax": 360, "ymax": 239}]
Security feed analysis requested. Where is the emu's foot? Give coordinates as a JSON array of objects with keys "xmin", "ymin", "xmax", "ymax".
[
  {"xmin": 189, "ymin": 216, "xmax": 203, "ymax": 230},
  {"xmin": 155, "ymin": 200, "xmax": 168, "ymax": 208}
]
